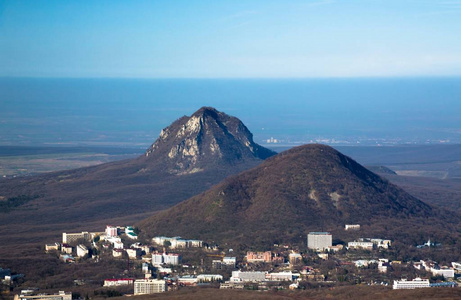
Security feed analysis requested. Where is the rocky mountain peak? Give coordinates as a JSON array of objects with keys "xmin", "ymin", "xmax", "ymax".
[{"xmin": 144, "ymin": 107, "xmax": 275, "ymax": 175}]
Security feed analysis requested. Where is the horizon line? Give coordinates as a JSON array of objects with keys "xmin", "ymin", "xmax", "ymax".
[{"xmin": 1, "ymin": 75, "xmax": 461, "ymax": 80}]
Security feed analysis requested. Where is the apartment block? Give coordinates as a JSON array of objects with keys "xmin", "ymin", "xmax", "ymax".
[
  {"xmin": 246, "ymin": 251, "xmax": 272, "ymax": 263},
  {"xmin": 62, "ymin": 232, "xmax": 90, "ymax": 244},
  {"xmin": 134, "ymin": 279, "xmax": 167, "ymax": 295},
  {"xmin": 307, "ymin": 232, "xmax": 332, "ymax": 251}
]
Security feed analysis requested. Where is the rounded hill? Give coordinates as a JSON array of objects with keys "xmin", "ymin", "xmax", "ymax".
[{"xmin": 139, "ymin": 144, "xmax": 458, "ymax": 246}]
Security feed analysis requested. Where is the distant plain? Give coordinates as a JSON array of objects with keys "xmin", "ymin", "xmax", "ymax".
[{"xmin": 2, "ymin": 144, "xmax": 460, "ymax": 213}]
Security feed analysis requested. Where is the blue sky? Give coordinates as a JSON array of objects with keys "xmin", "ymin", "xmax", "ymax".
[{"xmin": 1, "ymin": 0, "xmax": 461, "ymax": 78}]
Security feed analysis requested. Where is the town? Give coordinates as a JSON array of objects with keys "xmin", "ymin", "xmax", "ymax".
[{"xmin": 2, "ymin": 223, "xmax": 459, "ymax": 299}]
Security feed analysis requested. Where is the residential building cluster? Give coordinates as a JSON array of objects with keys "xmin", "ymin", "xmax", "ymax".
[
  {"xmin": 414, "ymin": 260, "xmax": 455, "ymax": 279},
  {"xmin": 46, "ymin": 225, "xmax": 142, "ymax": 263},
  {"xmin": 33, "ymin": 223, "xmax": 460, "ymax": 297},
  {"xmin": 212, "ymin": 256, "xmax": 236, "ymax": 269}
]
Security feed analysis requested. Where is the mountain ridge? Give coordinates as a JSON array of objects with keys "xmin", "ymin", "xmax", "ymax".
[{"xmin": 0, "ymin": 107, "xmax": 274, "ymax": 228}]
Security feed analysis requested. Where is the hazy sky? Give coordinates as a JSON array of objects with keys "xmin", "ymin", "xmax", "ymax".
[{"xmin": 1, "ymin": 0, "xmax": 461, "ymax": 78}]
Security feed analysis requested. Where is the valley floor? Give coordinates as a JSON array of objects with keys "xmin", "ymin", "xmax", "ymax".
[{"xmin": 110, "ymin": 286, "xmax": 461, "ymax": 300}]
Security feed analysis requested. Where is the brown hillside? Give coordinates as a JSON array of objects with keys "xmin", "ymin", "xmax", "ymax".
[
  {"xmin": 0, "ymin": 107, "xmax": 275, "ymax": 252},
  {"xmin": 139, "ymin": 144, "xmax": 460, "ymax": 247}
]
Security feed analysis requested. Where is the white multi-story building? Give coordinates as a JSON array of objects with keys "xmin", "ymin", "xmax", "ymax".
[
  {"xmin": 134, "ymin": 279, "xmax": 166, "ymax": 295},
  {"xmin": 307, "ymin": 232, "xmax": 332, "ymax": 251},
  {"xmin": 432, "ymin": 268, "xmax": 455, "ymax": 279},
  {"xmin": 266, "ymin": 271, "xmax": 297, "ymax": 281},
  {"xmin": 230, "ymin": 271, "xmax": 266, "ymax": 282},
  {"xmin": 415, "ymin": 260, "xmax": 454, "ymax": 279},
  {"xmin": 151, "ymin": 253, "xmax": 181, "ymax": 266},
  {"xmin": 152, "ymin": 253, "xmax": 164, "ymax": 266},
  {"xmin": 105, "ymin": 226, "xmax": 118, "ymax": 237},
  {"xmin": 76, "ymin": 244, "xmax": 88, "ymax": 258},
  {"xmin": 393, "ymin": 278, "xmax": 430, "ymax": 289},
  {"xmin": 62, "ymin": 232, "xmax": 90, "ymax": 244},
  {"xmin": 14, "ymin": 291, "xmax": 71, "ymax": 300},
  {"xmin": 163, "ymin": 253, "xmax": 181, "ymax": 265}
]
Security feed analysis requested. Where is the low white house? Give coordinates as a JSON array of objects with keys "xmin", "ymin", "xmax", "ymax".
[
  {"xmin": 61, "ymin": 244, "xmax": 73, "ymax": 254},
  {"xmin": 348, "ymin": 241, "xmax": 373, "ymax": 250},
  {"xmin": 345, "ymin": 224, "xmax": 360, "ymax": 230},
  {"xmin": 45, "ymin": 243, "xmax": 60, "ymax": 252},
  {"xmin": 112, "ymin": 249, "xmax": 124, "ymax": 258},
  {"xmin": 103, "ymin": 278, "xmax": 134, "ymax": 287},
  {"xmin": 126, "ymin": 248, "xmax": 141, "ymax": 259},
  {"xmin": 197, "ymin": 274, "xmax": 223, "ymax": 282}
]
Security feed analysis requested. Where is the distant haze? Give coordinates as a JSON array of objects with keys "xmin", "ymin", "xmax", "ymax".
[
  {"xmin": 1, "ymin": 78, "xmax": 460, "ymax": 147},
  {"xmin": 2, "ymin": 1, "xmax": 461, "ymax": 78}
]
